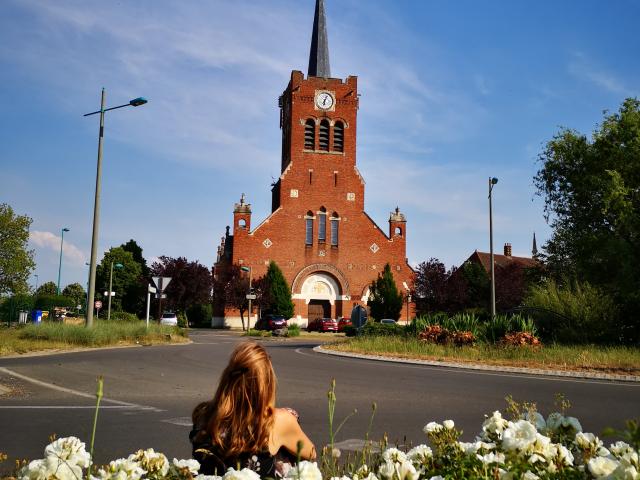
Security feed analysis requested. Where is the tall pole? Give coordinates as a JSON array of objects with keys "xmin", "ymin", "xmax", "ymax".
[
  {"xmin": 34, "ymin": 274, "xmax": 39, "ymax": 293},
  {"xmin": 247, "ymin": 267, "xmax": 253, "ymax": 330},
  {"xmin": 489, "ymin": 177, "xmax": 496, "ymax": 319},
  {"xmin": 86, "ymin": 89, "xmax": 106, "ymax": 328},
  {"xmin": 146, "ymin": 285, "xmax": 151, "ymax": 328},
  {"xmin": 107, "ymin": 261, "xmax": 114, "ymax": 321},
  {"xmin": 57, "ymin": 228, "xmax": 67, "ymax": 295}
]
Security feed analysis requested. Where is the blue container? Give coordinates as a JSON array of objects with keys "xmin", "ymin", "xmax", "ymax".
[{"xmin": 32, "ymin": 310, "xmax": 42, "ymax": 324}]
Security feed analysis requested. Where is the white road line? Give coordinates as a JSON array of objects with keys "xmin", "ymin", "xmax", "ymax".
[
  {"xmin": 0, "ymin": 405, "xmax": 141, "ymax": 409},
  {"xmin": 162, "ymin": 416, "xmax": 192, "ymax": 426},
  {"xmin": 294, "ymin": 348, "xmax": 640, "ymax": 387},
  {"xmin": 0, "ymin": 367, "xmax": 162, "ymax": 412}
]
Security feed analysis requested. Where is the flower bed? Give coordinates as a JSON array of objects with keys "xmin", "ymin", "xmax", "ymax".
[{"xmin": 8, "ymin": 410, "xmax": 639, "ymax": 480}]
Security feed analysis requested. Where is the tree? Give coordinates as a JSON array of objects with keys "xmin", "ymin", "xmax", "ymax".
[
  {"xmin": 96, "ymin": 247, "xmax": 142, "ymax": 312},
  {"xmin": 120, "ymin": 239, "xmax": 150, "ymax": 277},
  {"xmin": 62, "ymin": 283, "xmax": 87, "ymax": 309},
  {"xmin": 120, "ymin": 239, "xmax": 149, "ymax": 314},
  {"xmin": 37, "ymin": 281, "xmax": 58, "ymax": 296},
  {"xmin": 223, "ymin": 265, "xmax": 249, "ymax": 330},
  {"xmin": 413, "ymin": 258, "xmax": 449, "ymax": 315},
  {"xmin": 368, "ymin": 263, "xmax": 403, "ymax": 321},
  {"xmin": 264, "ymin": 261, "xmax": 294, "ymax": 319},
  {"xmin": 150, "ymin": 256, "xmax": 212, "ymax": 315},
  {"xmin": 0, "ymin": 204, "xmax": 35, "ymax": 295},
  {"xmin": 534, "ymin": 98, "xmax": 640, "ymax": 340}
]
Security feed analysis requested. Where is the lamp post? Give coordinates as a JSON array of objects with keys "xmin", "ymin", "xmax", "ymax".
[
  {"xmin": 57, "ymin": 227, "xmax": 70, "ymax": 295},
  {"xmin": 84, "ymin": 90, "xmax": 147, "ymax": 328},
  {"xmin": 34, "ymin": 274, "xmax": 39, "ymax": 293},
  {"xmin": 106, "ymin": 262, "xmax": 124, "ymax": 321},
  {"xmin": 240, "ymin": 266, "xmax": 252, "ymax": 331},
  {"xmin": 488, "ymin": 177, "xmax": 499, "ymax": 318}
]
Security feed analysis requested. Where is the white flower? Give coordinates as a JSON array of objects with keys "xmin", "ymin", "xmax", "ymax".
[
  {"xmin": 423, "ymin": 422, "xmax": 443, "ymax": 434},
  {"xmin": 522, "ymin": 471, "xmax": 540, "ymax": 480},
  {"xmin": 44, "ymin": 436, "xmax": 91, "ymax": 468},
  {"xmin": 407, "ymin": 444, "xmax": 432, "ymax": 463},
  {"xmin": 476, "ymin": 452, "xmax": 505, "ymax": 465},
  {"xmin": 331, "ymin": 448, "xmax": 342, "ymax": 459},
  {"xmin": 18, "ymin": 459, "xmax": 50, "ymax": 480},
  {"xmin": 528, "ymin": 453, "xmax": 547, "ymax": 465},
  {"xmin": 330, "ymin": 476, "xmax": 352, "ymax": 480},
  {"xmin": 610, "ymin": 441, "xmax": 634, "ymax": 459},
  {"xmin": 502, "ymin": 420, "xmax": 538, "ymax": 453},
  {"xmin": 195, "ymin": 476, "xmax": 222, "ymax": 480},
  {"xmin": 284, "ymin": 461, "xmax": 322, "ymax": 480},
  {"xmin": 95, "ymin": 458, "xmax": 146, "ymax": 480},
  {"xmin": 379, "ymin": 460, "xmax": 418, "ymax": 480},
  {"xmin": 128, "ymin": 449, "xmax": 169, "ymax": 477},
  {"xmin": 223, "ymin": 467, "xmax": 261, "ymax": 480},
  {"xmin": 481, "ymin": 411, "xmax": 509, "ymax": 439},
  {"xmin": 556, "ymin": 444, "xmax": 574, "ymax": 466},
  {"xmin": 443, "ymin": 420, "xmax": 455, "ymax": 430},
  {"xmin": 173, "ymin": 458, "xmax": 200, "ymax": 475},
  {"xmin": 588, "ymin": 456, "xmax": 619, "ymax": 477},
  {"xmin": 428, "ymin": 477, "xmax": 444, "ymax": 480},
  {"xmin": 382, "ymin": 448, "xmax": 407, "ymax": 464},
  {"xmin": 524, "ymin": 412, "xmax": 546, "ymax": 432}
]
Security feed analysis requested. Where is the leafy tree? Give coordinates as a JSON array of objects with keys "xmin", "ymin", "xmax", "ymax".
[
  {"xmin": 0, "ymin": 204, "xmax": 35, "ymax": 295},
  {"xmin": 120, "ymin": 239, "xmax": 150, "ymax": 277},
  {"xmin": 37, "ymin": 281, "xmax": 58, "ymax": 296},
  {"xmin": 150, "ymin": 256, "xmax": 212, "ymax": 316},
  {"xmin": 535, "ymin": 98, "xmax": 640, "ymax": 341},
  {"xmin": 62, "ymin": 283, "xmax": 86, "ymax": 309},
  {"xmin": 368, "ymin": 263, "xmax": 403, "ymax": 321},
  {"xmin": 223, "ymin": 265, "xmax": 249, "ymax": 330},
  {"xmin": 264, "ymin": 261, "xmax": 294, "ymax": 319},
  {"xmin": 120, "ymin": 239, "xmax": 149, "ymax": 314},
  {"xmin": 413, "ymin": 258, "xmax": 449, "ymax": 315},
  {"xmin": 96, "ymin": 247, "xmax": 142, "ymax": 312},
  {"xmin": 461, "ymin": 261, "xmax": 490, "ymax": 310}
]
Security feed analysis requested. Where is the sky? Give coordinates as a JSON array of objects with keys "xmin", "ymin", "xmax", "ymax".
[{"xmin": 1, "ymin": 0, "xmax": 639, "ymax": 291}]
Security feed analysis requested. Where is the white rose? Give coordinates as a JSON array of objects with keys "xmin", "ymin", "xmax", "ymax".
[
  {"xmin": 396, "ymin": 461, "xmax": 418, "ymax": 480},
  {"xmin": 502, "ymin": 420, "xmax": 538, "ymax": 453},
  {"xmin": 382, "ymin": 448, "xmax": 407, "ymax": 464},
  {"xmin": 330, "ymin": 476, "xmax": 352, "ymax": 480},
  {"xmin": 284, "ymin": 461, "xmax": 322, "ymax": 480},
  {"xmin": 428, "ymin": 477, "xmax": 444, "ymax": 480},
  {"xmin": 556, "ymin": 445, "xmax": 574, "ymax": 466},
  {"xmin": 407, "ymin": 444, "xmax": 432, "ymax": 463},
  {"xmin": 610, "ymin": 441, "xmax": 634, "ymax": 458},
  {"xmin": 443, "ymin": 420, "xmax": 455, "ymax": 430},
  {"xmin": 481, "ymin": 411, "xmax": 509, "ymax": 439},
  {"xmin": 173, "ymin": 458, "xmax": 200, "ymax": 474},
  {"xmin": 476, "ymin": 452, "xmax": 505, "ymax": 465},
  {"xmin": 99, "ymin": 458, "xmax": 146, "ymax": 480},
  {"xmin": 588, "ymin": 456, "xmax": 619, "ymax": 477},
  {"xmin": 522, "ymin": 471, "xmax": 540, "ymax": 480},
  {"xmin": 223, "ymin": 467, "xmax": 261, "ymax": 480},
  {"xmin": 18, "ymin": 459, "xmax": 50, "ymax": 480},
  {"xmin": 195, "ymin": 476, "xmax": 222, "ymax": 480},
  {"xmin": 423, "ymin": 422, "xmax": 443, "ymax": 434},
  {"xmin": 44, "ymin": 436, "xmax": 91, "ymax": 468},
  {"xmin": 378, "ymin": 461, "xmax": 395, "ymax": 480},
  {"xmin": 128, "ymin": 449, "xmax": 169, "ymax": 477}
]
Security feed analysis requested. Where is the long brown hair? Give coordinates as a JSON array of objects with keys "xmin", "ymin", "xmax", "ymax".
[{"xmin": 192, "ymin": 342, "xmax": 277, "ymax": 458}]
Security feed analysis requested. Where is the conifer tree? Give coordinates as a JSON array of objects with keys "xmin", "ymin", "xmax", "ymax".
[
  {"xmin": 368, "ymin": 263, "xmax": 403, "ymax": 321},
  {"xmin": 265, "ymin": 261, "xmax": 294, "ymax": 319}
]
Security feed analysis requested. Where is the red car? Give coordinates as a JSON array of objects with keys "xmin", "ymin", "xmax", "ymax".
[
  {"xmin": 307, "ymin": 317, "xmax": 338, "ymax": 332},
  {"xmin": 337, "ymin": 317, "xmax": 352, "ymax": 332}
]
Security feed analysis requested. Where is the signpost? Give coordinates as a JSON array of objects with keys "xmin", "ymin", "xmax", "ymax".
[
  {"xmin": 151, "ymin": 277, "xmax": 172, "ymax": 321},
  {"xmin": 94, "ymin": 300, "xmax": 102, "ymax": 319},
  {"xmin": 146, "ymin": 284, "xmax": 156, "ymax": 328}
]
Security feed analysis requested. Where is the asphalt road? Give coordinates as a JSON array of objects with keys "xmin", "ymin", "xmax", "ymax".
[{"xmin": 1, "ymin": 330, "xmax": 638, "ymax": 473}]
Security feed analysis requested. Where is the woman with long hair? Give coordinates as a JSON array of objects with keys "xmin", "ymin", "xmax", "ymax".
[{"xmin": 190, "ymin": 341, "xmax": 316, "ymax": 477}]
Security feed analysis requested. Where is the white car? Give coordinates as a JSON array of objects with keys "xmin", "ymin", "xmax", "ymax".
[
  {"xmin": 380, "ymin": 319, "xmax": 397, "ymax": 325},
  {"xmin": 160, "ymin": 312, "xmax": 178, "ymax": 326}
]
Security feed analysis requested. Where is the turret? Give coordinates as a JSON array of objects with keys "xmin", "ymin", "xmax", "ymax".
[
  {"xmin": 233, "ymin": 193, "xmax": 251, "ymax": 235},
  {"xmin": 389, "ymin": 207, "xmax": 406, "ymax": 240}
]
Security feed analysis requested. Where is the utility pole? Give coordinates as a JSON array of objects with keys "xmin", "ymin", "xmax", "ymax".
[{"xmin": 489, "ymin": 177, "xmax": 498, "ymax": 318}]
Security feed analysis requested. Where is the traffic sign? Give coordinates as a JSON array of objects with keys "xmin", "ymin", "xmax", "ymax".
[
  {"xmin": 148, "ymin": 285, "xmax": 157, "ymax": 293},
  {"xmin": 246, "ymin": 294, "xmax": 257, "ymax": 300},
  {"xmin": 155, "ymin": 293, "xmax": 167, "ymax": 299},
  {"xmin": 103, "ymin": 291, "xmax": 116, "ymax": 297},
  {"xmin": 152, "ymin": 276, "xmax": 172, "ymax": 291},
  {"xmin": 94, "ymin": 300, "xmax": 102, "ymax": 309}
]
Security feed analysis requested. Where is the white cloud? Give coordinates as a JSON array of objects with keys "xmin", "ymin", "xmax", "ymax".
[
  {"xmin": 29, "ymin": 231, "xmax": 87, "ymax": 267},
  {"xmin": 568, "ymin": 52, "xmax": 629, "ymax": 95}
]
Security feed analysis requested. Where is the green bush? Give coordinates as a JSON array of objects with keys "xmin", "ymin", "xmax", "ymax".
[
  {"xmin": 33, "ymin": 294, "xmax": 75, "ymax": 312},
  {"xmin": 109, "ymin": 311, "xmax": 139, "ymax": 322},
  {"xmin": 0, "ymin": 294, "xmax": 34, "ymax": 323},
  {"xmin": 443, "ymin": 312, "xmax": 481, "ymax": 337},
  {"xmin": 286, "ymin": 324, "xmax": 300, "ymax": 337},
  {"xmin": 177, "ymin": 311, "xmax": 188, "ymax": 328},
  {"xmin": 186, "ymin": 303, "xmax": 212, "ymax": 327},
  {"xmin": 343, "ymin": 325, "xmax": 358, "ymax": 337},
  {"xmin": 523, "ymin": 278, "xmax": 619, "ymax": 343},
  {"xmin": 360, "ymin": 320, "xmax": 404, "ymax": 337}
]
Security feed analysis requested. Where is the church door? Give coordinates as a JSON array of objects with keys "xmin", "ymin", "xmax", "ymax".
[{"xmin": 308, "ymin": 300, "xmax": 331, "ymax": 322}]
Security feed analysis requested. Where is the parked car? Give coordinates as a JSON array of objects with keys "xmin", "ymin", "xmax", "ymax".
[
  {"xmin": 160, "ymin": 311, "xmax": 178, "ymax": 326},
  {"xmin": 255, "ymin": 314, "xmax": 287, "ymax": 331},
  {"xmin": 380, "ymin": 318, "xmax": 397, "ymax": 325},
  {"xmin": 307, "ymin": 317, "xmax": 338, "ymax": 332},
  {"xmin": 337, "ymin": 317, "xmax": 352, "ymax": 332}
]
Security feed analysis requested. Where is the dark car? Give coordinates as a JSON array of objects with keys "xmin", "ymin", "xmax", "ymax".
[
  {"xmin": 337, "ymin": 317, "xmax": 352, "ymax": 332},
  {"xmin": 255, "ymin": 314, "xmax": 287, "ymax": 331},
  {"xmin": 307, "ymin": 317, "xmax": 338, "ymax": 332}
]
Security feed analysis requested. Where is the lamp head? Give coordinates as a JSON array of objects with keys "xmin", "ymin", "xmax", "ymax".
[
  {"xmin": 491, "ymin": 177, "xmax": 499, "ymax": 185},
  {"xmin": 129, "ymin": 97, "xmax": 148, "ymax": 107},
  {"xmin": 240, "ymin": 266, "xmax": 250, "ymax": 272},
  {"xmin": 115, "ymin": 263, "xmax": 124, "ymax": 269},
  {"xmin": 62, "ymin": 227, "xmax": 70, "ymax": 232}
]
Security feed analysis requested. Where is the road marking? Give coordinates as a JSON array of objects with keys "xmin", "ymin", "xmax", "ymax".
[
  {"xmin": 0, "ymin": 405, "xmax": 142, "ymax": 410},
  {"xmin": 162, "ymin": 416, "xmax": 192, "ymax": 426},
  {"xmin": 295, "ymin": 348, "xmax": 640, "ymax": 387},
  {"xmin": 0, "ymin": 367, "xmax": 163, "ymax": 412}
]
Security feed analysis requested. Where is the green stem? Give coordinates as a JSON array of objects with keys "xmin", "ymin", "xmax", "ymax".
[{"xmin": 87, "ymin": 376, "xmax": 103, "ymax": 480}]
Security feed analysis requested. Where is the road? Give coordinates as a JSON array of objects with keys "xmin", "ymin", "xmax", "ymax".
[{"xmin": 1, "ymin": 330, "xmax": 638, "ymax": 472}]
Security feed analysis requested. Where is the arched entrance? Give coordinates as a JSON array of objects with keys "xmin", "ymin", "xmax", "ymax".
[{"xmin": 291, "ymin": 264, "xmax": 350, "ymax": 323}]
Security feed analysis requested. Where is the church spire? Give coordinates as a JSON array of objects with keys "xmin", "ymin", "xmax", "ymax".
[
  {"xmin": 308, "ymin": 0, "xmax": 331, "ymax": 78},
  {"xmin": 532, "ymin": 232, "xmax": 538, "ymax": 257}
]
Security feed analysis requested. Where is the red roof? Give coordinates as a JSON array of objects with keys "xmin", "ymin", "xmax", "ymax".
[{"xmin": 468, "ymin": 250, "xmax": 539, "ymax": 273}]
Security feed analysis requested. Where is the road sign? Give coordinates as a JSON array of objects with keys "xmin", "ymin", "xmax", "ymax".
[
  {"xmin": 246, "ymin": 294, "xmax": 257, "ymax": 300},
  {"xmin": 148, "ymin": 285, "xmax": 157, "ymax": 293},
  {"xmin": 103, "ymin": 291, "xmax": 116, "ymax": 297},
  {"xmin": 94, "ymin": 300, "xmax": 102, "ymax": 309},
  {"xmin": 152, "ymin": 276, "xmax": 172, "ymax": 291},
  {"xmin": 155, "ymin": 293, "xmax": 167, "ymax": 299}
]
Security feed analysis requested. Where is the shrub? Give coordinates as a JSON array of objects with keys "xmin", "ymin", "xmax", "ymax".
[
  {"xmin": 177, "ymin": 311, "xmax": 188, "ymax": 328},
  {"xmin": 501, "ymin": 331, "xmax": 542, "ymax": 347},
  {"xmin": 186, "ymin": 303, "xmax": 212, "ymax": 327},
  {"xmin": 360, "ymin": 320, "xmax": 404, "ymax": 337},
  {"xmin": 418, "ymin": 325, "xmax": 450, "ymax": 344},
  {"xmin": 33, "ymin": 294, "xmax": 75, "ymax": 313},
  {"xmin": 443, "ymin": 312, "xmax": 481, "ymax": 338},
  {"xmin": 0, "ymin": 293, "xmax": 34, "ymax": 323},
  {"xmin": 342, "ymin": 325, "xmax": 358, "ymax": 337},
  {"xmin": 524, "ymin": 278, "xmax": 619, "ymax": 343},
  {"xmin": 450, "ymin": 330, "xmax": 476, "ymax": 346},
  {"xmin": 285, "ymin": 324, "xmax": 300, "ymax": 337},
  {"xmin": 480, "ymin": 314, "xmax": 513, "ymax": 343},
  {"xmin": 109, "ymin": 311, "xmax": 139, "ymax": 322}
]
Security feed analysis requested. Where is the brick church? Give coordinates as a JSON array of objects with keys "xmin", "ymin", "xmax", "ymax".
[{"xmin": 213, "ymin": 0, "xmax": 414, "ymax": 327}]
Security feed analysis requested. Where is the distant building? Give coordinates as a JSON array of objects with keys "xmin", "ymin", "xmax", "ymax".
[
  {"xmin": 213, "ymin": 0, "xmax": 413, "ymax": 327},
  {"xmin": 466, "ymin": 243, "xmax": 539, "ymax": 275}
]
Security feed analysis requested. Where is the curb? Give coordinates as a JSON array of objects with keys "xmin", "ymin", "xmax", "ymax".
[{"xmin": 313, "ymin": 346, "xmax": 640, "ymax": 383}]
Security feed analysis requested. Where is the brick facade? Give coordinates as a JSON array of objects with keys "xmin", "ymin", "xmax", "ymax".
[{"xmin": 214, "ymin": 70, "xmax": 414, "ymax": 326}]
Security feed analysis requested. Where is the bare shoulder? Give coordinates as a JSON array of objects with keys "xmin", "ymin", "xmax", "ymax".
[{"xmin": 274, "ymin": 407, "xmax": 300, "ymax": 429}]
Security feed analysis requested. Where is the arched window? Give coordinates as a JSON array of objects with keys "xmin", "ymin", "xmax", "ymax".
[
  {"xmin": 318, "ymin": 207, "xmax": 327, "ymax": 242},
  {"xmin": 319, "ymin": 120, "xmax": 330, "ymax": 151},
  {"xmin": 395, "ymin": 226, "xmax": 403, "ymax": 237},
  {"xmin": 305, "ymin": 211, "xmax": 314, "ymax": 245},
  {"xmin": 304, "ymin": 119, "xmax": 315, "ymax": 150},
  {"xmin": 330, "ymin": 212, "xmax": 340, "ymax": 246},
  {"xmin": 238, "ymin": 218, "xmax": 246, "ymax": 229},
  {"xmin": 333, "ymin": 121, "xmax": 344, "ymax": 152}
]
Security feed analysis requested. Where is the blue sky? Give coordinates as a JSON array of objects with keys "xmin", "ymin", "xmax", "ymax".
[{"xmin": 1, "ymin": 0, "xmax": 639, "ymax": 290}]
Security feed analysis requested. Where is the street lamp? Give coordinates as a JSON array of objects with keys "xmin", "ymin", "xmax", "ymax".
[
  {"xmin": 240, "ymin": 266, "xmax": 253, "ymax": 331},
  {"xmin": 57, "ymin": 227, "xmax": 70, "ymax": 295},
  {"xmin": 84, "ymin": 89, "xmax": 148, "ymax": 328},
  {"xmin": 107, "ymin": 262, "xmax": 124, "ymax": 321},
  {"xmin": 488, "ymin": 177, "xmax": 498, "ymax": 318}
]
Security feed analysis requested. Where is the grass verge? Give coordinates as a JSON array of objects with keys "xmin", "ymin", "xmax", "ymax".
[
  {"xmin": 327, "ymin": 336, "xmax": 640, "ymax": 375},
  {"xmin": 0, "ymin": 321, "xmax": 188, "ymax": 356}
]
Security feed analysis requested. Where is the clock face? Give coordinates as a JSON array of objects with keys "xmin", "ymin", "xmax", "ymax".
[{"xmin": 315, "ymin": 91, "xmax": 334, "ymax": 110}]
